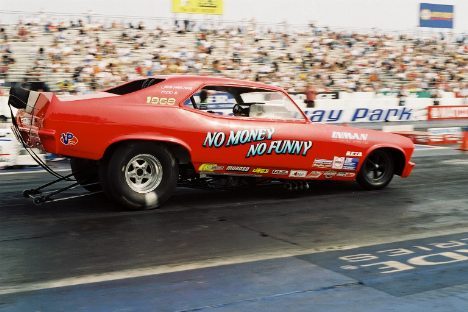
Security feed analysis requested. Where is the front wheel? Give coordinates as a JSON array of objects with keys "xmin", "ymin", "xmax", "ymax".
[
  {"xmin": 357, "ymin": 149, "xmax": 395, "ymax": 190},
  {"xmin": 100, "ymin": 142, "xmax": 178, "ymax": 210}
]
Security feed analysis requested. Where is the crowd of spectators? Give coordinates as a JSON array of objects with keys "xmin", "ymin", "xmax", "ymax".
[{"xmin": 0, "ymin": 17, "xmax": 466, "ymax": 97}]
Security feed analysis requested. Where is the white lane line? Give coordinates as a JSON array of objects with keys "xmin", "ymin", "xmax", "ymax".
[
  {"xmin": 441, "ymin": 159, "xmax": 468, "ymax": 165},
  {"xmin": 414, "ymin": 144, "xmax": 450, "ymax": 150},
  {"xmin": 1, "ymin": 227, "xmax": 467, "ymax": 296},
  {"xmin": 0, "ymin": 169, "xmax": 70, "ymax": 176}
]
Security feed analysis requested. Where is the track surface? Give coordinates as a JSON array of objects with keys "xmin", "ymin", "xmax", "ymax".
[{"xmin": 0, "ymin": 151, "xmax": 467, "ymax": 311}]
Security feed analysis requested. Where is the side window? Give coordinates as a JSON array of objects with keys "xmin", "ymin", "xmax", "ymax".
[
  {"xmin": 186, "ymin": 86, "xmax": 304, "ymax": 121},
  {"xmin": 240, "ymin": 91, "xmax": 304, "ymax": 120},
  {"xmin": 184, "ymin": 90, "xmax": 237, "ymax": 114}
]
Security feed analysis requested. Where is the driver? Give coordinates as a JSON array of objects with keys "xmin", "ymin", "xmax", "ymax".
[
  {"xmin": 199, "ymin": 89, "xmax": 208, "ymax": 110},
  {"xmin": 199, "ymin": 89, "xmax": 208, "ymax": 103}
]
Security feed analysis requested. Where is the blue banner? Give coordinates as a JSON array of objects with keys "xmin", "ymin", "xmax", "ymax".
[{"xmin": 419, "ymin": 3, "xmax": 454, "ymax": 29}]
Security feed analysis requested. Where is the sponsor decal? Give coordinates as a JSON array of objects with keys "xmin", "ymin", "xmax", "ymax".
[
  {"xmin": 202, "ymin": 128, "xmax": 313, "ymax": 158},
  {"xmin": 336, "ymin": 172, "xmax": 356, "ymax": 178},
  {"xmin": 313, "ymin": 158, "xmax": 333, "ymax": 169},
  {"xmin": 252, "ymin": 168, "xmax": 269, "ymax": 174},
  {"xmin": 289, "ymin": 170, "xmax": 307, "ymax": 178},
  {"xmin": 332, "ymin": 131, "xmax": 368, "ymax": 141},
  {"xmin": 198, "ymin": 164, "xmax": 224, "ymax": 172},
  {"xmin": 307, "ymin": 171, "xmax": 322, "ymax": 178},
  {"xmin": 272, "ymin": 169, "xmax": 289, "ymax": 175},
  {"xmin": 146, "ymin": 96, "xmax": 176, "ymax": 105},
  {"xmin": 332, "ymin": 156, "xmax": 345, "ymax": 169},
  {"xmin": 226, "ymin": 166, "xmax": 250, "ymax": 172},
  {"xmin": 60, "ymin": 132, "xmax": 78, "ymax": 146},
  {"xmin": 346, "ymin": 151, "xmax": 362, "ymax": 157},
  {"xmin": 160, "ymin": 90, "xmax": 175, "ymax": 95},
  {"xmin": 161, "ymin": 85, "xmax": 193, "ymax": 91},
  {"xmin": 343, "ymin": 158, "xmax": 359, "ymax": 171},
  {"xmin": 324, "ymin": 170, "xmax": 337, "ymax": 178}
]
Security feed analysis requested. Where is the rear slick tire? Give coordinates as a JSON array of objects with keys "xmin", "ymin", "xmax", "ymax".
[
  {"xmin": 100, "ymin": 142, "xmax": 178, "ymax": 210},
  {"xmin": 357, "ymin": 149, "xmax": 395, "ymax": 190},
  {"xmin": 70, "ymin": 158, "xmax": 101, "ymax": 192}
]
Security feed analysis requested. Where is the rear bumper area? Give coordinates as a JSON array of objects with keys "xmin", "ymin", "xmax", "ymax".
[
  {"xmin": 10, "ymin": 88, "xmax": 55, "ymax": 152},
  {"xmin": 401, "ymin": 161, "xmax": 415, "ymax": 178},
  {"xmin": 14, "ymin": 110, "xmax": 39, "ymax": 147},
  {"xmin": 14, "ymin": 106, "xmax": 56, "ymax": 150}
]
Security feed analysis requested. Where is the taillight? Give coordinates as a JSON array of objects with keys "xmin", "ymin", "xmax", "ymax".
[{"xmin": 20, "ymin": 116, "xmax": 32, "ymax": 126}]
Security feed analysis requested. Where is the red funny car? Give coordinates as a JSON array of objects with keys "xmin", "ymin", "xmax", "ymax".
[{"xmin": 8, "ymin": 75, "xmax": 415, "ymax": 209}]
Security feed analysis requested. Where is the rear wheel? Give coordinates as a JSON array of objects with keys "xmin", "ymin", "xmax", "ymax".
[
  {"xmin": 99, "ymin": 142, "xmax": 178, "ymax": 210},
  {"xmin": 357, "ymin": 149, "xmax": 395, "ymax": 190},
  {"xmin": 70, "ymin": 158, "xmax": 101, "ymax": 192}
]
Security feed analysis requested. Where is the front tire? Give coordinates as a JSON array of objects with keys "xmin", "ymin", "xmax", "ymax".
[
  {"xmin": 357, "ymin": 149, "xmax": 395, "ymax": 190},
  {"xmin": 100, "ymin": 142, "xmax": 178, "ymax": 210}
]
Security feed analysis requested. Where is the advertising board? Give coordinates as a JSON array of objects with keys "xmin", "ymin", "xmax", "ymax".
[
  {"xmin": 427, "ymin": 106, "xmax": 468, "ymax": 120},
  {"xmin": 172, "ymin": 0, "xmax": 223, "ymax": 15}
]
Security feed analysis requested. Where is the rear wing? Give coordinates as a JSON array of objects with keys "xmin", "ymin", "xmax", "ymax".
[
  {"xmin": 7, "ymin": 87, "xmax": 69, "ymax": 179},
  {"xmin": 7, "ymin": 87, "xmax": 57, "ymax": 148},
  {"xmin": 8, "ymin": 87, "xmax": 54, "ymax": 113}
]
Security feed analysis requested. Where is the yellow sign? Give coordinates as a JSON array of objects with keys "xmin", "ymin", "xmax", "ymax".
[{"xmin": 172, "ymin": 0, "xmax": 223, "ymax": 15}]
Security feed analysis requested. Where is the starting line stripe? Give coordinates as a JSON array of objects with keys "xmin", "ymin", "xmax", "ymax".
[{"xmin": 1, "ymin": 227, "xmax": 467, "ymax": 296}]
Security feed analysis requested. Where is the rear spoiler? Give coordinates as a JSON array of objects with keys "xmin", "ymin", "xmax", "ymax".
[
  {"xmin": 8, "ymin": 87, "xmax": 40, "ymax": 111},
  {"xmin": 8, "ymin": 87, "xmax": 54, "ymax": 115}
]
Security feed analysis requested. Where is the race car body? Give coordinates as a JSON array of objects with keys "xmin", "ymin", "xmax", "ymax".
[{"xmin": 8, "ymin": 75, "xmax": 415, "ymax": 209}]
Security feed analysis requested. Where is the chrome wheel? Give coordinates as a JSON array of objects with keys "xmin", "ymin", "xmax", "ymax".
[
  {"xmin": 124, "ymin": 154, "xmax": 163, "ymax": 193},
  {"xmin": 100, "ymin": 143, "xmax": 178, "ymax": 210}
]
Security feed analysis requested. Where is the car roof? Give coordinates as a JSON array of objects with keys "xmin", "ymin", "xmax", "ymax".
[{"xmin": 150, "ymin": 75, "xmax": 286, "ymax": 92}]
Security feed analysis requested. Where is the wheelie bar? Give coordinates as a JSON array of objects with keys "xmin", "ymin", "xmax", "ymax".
[
  {"xmin": 23, "ymin": 172, "xmax": 76, "ymax": 196},
  {"xmin": 23, "ymin": 173, "xmax": 101, "ymax": 205}
]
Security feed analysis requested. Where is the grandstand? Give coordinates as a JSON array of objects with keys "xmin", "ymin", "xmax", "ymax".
[{"xmin": 0, "ymin": 15, "xmax": 466, "ymax": 98}]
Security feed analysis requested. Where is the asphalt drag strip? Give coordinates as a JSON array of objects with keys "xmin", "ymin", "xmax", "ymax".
[
  {"xmin": 299, "ymin": 232, "xmax": 468, "ymax": 297},
  {"xmin": 0, "ymin": 152, "xmax": 467, "ymax": 311},
  {"xmin": 3, "ymin": 233, "xmax": 468, "ymax": 311}
]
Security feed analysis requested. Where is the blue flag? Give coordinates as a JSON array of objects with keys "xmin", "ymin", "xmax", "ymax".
[{"xmin": 420, "ymin": 3, "xmax": 454, "ymax": 29}]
